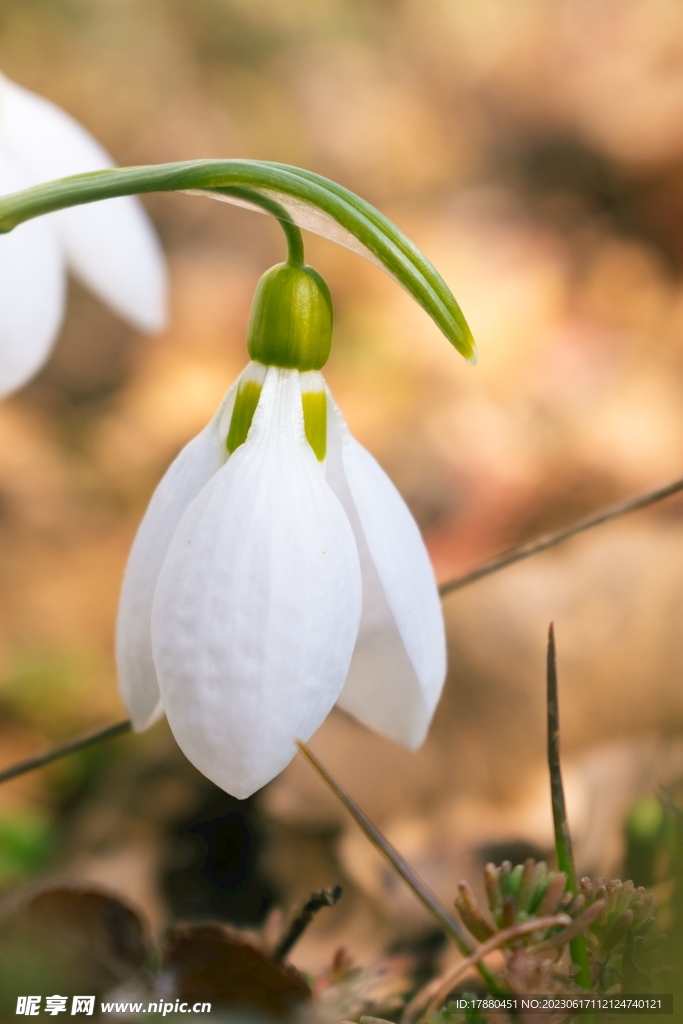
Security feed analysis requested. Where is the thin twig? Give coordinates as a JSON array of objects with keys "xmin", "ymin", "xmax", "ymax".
[
  {"xmin": 415, "ymin": 914, "xmax": 572, "ymax": 1023},
  {"xmin": 296, "ymin": 741, "xmax": 508, "ymax": 998},
  {"xmin": 296, "ymin": 740, "xmax": 470, "ymax": 953},
  {"xmin": 546, "ymin": 626, "xmax": 591, "ymax": 990},
  {"xmin": 530, "ymin": 899, "xmax": 606, "ymax": 954},
  {"xmin": 438, "ymin": 472, "xmax": 683, "ymax": 597},
  {"xmin": 273, "ymin": 885, "xmax": 342, "ymax": 961},
  {"xmin": 0, "ymin": 719, "xmax": 132, "ymax": 785}
]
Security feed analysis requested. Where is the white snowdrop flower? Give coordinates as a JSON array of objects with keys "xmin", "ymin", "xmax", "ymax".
[
  {"xmin": 0, "ymin": 72, "xmax": 166, "ymax": 395},
  {"xmin": 116, "ymin": 260, "xmax": 446, "ymax": 799}
]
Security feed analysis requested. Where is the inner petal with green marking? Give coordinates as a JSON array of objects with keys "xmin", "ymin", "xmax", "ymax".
[
  {"xmin": 299, "ymin": 370, "xmax": 326, "ymax": 461},
  {"xmin": 226, "ymin": 362, "xmax": 266, "ymax": 454}
]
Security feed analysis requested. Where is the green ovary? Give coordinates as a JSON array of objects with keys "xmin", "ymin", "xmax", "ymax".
[
  {"xmin": 226, "ymin": 380, "xmax": 262, "ymax": 453},
  {"xmin": 247, "ymin": 263, "xmax": 333, "ymax": 371},
  {"xmin": 302, "ymin": 390, "xmax": 326, "ymax": 461}
]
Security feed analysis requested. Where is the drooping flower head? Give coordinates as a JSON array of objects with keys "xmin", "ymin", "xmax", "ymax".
[
  {"xmin": 117, "ymin": 253, "xmax": 446, "ymax": 798},
  {"xmin": 0, "ymin": 159, "xmax": 476, "ymax": 801},
  {"xmin": 0, "ymin": 73, "xmax": 166, "ymax": 395}
]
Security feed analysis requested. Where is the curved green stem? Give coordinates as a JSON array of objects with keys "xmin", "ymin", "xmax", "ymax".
[
  {"xmin": 215, "ymin": 185, "xmax": 305, "ymax": 266},
  {"xmin": 0, "ymin": 159, "xmax": 475, "ymax": 361}
]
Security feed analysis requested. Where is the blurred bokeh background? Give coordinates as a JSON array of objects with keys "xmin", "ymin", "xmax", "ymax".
[{"xmin": 1, "ymin": 0, "xmax": 683, "ymax": 990}]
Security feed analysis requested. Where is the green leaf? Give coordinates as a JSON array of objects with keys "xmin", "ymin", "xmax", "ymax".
[{"xmin": 0, "ymin": 159, "xmax": 476, "ymax": 362}]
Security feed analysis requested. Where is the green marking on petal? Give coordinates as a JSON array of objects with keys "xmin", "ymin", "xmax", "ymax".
[
  {"xmin": 226, "ymin": 379, "xmax": 262, "ymax": 454},
  {"xmin": 302, "ymin": 390, "xmax": 327, "ymax": 461}
]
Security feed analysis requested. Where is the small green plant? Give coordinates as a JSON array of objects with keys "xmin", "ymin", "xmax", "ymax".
[{"xmin": 305, "ymin": 625, "xmax": 668, "ymax": 1024}]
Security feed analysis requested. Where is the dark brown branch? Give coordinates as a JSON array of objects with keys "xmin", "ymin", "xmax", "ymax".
[
  {"xmin": 439, "ymin": 472, "xmax": 683, "ymax": 597},
  {"xmin": 0, "ymin": 719, "xmax": 132, "ymax": 785},
  {"xmin": 272, "ymin": 885, "xmax": 342, "ymax": 961}
]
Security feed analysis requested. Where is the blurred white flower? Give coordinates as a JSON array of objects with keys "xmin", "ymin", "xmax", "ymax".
[
  {"xmin": 0, "ymin": 72, "xmax": 166, "ymax": 395},
  {"xmin": 116, "ymin": 361, "xmax": 446, "ymax": 798}
]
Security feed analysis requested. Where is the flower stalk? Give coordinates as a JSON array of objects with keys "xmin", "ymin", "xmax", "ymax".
[{"xmin": 216, "ymin": 185, "xmax": 306, "ymax": 267}]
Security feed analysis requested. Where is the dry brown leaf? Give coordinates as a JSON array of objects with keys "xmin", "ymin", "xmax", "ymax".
[
  {"xmin": 0, "ymin": 884, "xmax": 151, "ymax": 1009},
  {"xmin": 160, "ymin": 923, "xmax": 311, "ymax": 1018}
]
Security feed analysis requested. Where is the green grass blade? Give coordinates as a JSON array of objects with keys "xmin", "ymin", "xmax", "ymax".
[{"xmin": 547, "ymin": 624, "xmax": 592, "ymax": 990}]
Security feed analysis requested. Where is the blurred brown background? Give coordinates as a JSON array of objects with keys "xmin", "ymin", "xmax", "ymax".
[{"xmin": 2, "ymin": 0, "xmax": 683, "ymax": 976}]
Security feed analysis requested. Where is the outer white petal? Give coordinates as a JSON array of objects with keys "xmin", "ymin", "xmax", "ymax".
[
  {"xmin": 116, "ymin": 381, "xmax": 239, "ymax": 730},
  {"xmin": 326, "ymin": 393, "xmax": 446, "ymax": 749},
  {"xmin": 0, "ymin": 75, "xmax": 166, "ymax": 332},
  {"xmin": 0, "ymin": 150, "xmax": 65, "ymax": 396},
  {"xmin": 151, "ymin": 367, "xmax": 362, "ymax": 799}
]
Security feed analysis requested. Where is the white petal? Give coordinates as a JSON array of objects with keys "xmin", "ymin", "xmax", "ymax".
[
  {"xmin": 0, "ymin": 151, "xmax": 65, "ymax": 396},
  {"xmin": 326, "ymin": 393, "xmax": 446, "ymax": 749},
  {"xmin": 151, "ymin": 367, "xmax": 362, "ymax": 799},
  {"xmin": 0, "ymin": 75, "xmax": 167, "ymax": 332},
  {"xmin": 116, "ymin": 381, "xmax": 238, "ymax": 730}
]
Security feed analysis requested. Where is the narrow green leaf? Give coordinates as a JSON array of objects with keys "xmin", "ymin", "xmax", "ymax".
[
  {"xmin": 547, "ymin": 624, "xmax": 592, "ymax": 991},
  {"xmin": 0, "ymin": 159, "xmax": 476, "ymax": 361}
]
